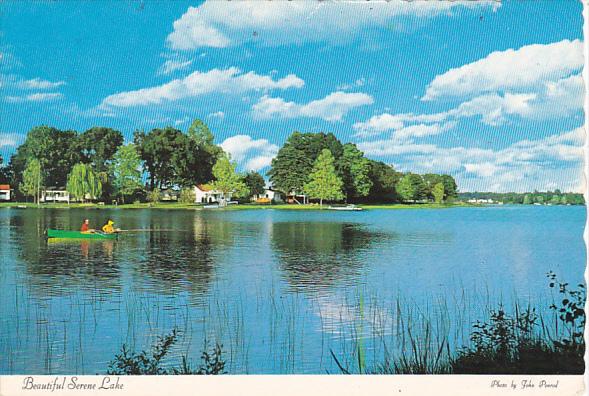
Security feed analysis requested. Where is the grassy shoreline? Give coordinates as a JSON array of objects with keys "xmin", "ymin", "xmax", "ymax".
[{"xmin": 0, "ymin": 201, "xmax": 478, "ymax": 210}]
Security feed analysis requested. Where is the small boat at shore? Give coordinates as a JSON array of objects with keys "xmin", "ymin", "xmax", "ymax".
[
  {"xmin": 327, "ymin": 204, "xmax": 363, "ymax": 211},
  {"xmin": 46, "ymin": 229, "xmax": 118, "ymax": 240}
]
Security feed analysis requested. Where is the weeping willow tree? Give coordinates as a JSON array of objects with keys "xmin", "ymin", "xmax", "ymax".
[{"xmin": 66, "ymin": 163, "xmax": 102, "ymax": 202}]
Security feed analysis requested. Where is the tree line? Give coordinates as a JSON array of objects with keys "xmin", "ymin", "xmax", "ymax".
[
  {"xmin": 458, "ymin": 191, "xmax": 585, "ymax": 205},
  {"xmin": 0, "ymin": 121, "xmax": 458, "ymax": 205},
  {"xmin": 268, "ymin": 131, "xmax": 457, "ymax": 204}
]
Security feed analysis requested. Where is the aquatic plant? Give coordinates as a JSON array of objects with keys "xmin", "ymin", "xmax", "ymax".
[{"xmin": 107, "ymin": 328, "xmax": 226, "ymax": 375}]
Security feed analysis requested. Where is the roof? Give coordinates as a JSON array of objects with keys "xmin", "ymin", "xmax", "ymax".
[
  {"xmin": 0, "ymin": 184, "xmax": 10, "ymax": 190},
  {"xmin": 196, "ymin": 184, "xmax": 212, "ymax": 192}
]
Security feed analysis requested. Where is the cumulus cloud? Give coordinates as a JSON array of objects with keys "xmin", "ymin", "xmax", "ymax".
[
  {"xmin": 220, "ymin": 134, "xmax": 279, "ymax": 171},
  {"xmin": 158, "ymin": 58, "xmax": 194, "ymax": 75},
  {"xmin": 253, "ymin": 91, "xmax": 373, "ymax": 122},
  {"xmin": 354, "ymin": 40, "xmax": 584, "ymax": 137},
  {"xmin": 15, "ymin": 77, "xmax": 66, "ymax": 90},
  {"xmin": 358, "ymin": 127, "xmax": 585, "ymax": 193},
  {"xmin": 5, "ymin": 92, "xmax": 63, "ymax": 103},
  {"xmin": 100, "ymin": 67, "xmax": 304, "ymax": 107},
  {"xmin": 422, "ymin": 39, "xmax": 583, "ymax": 101},
  {"xmin": 167, "ymin": 1, "xmax": 498, "ymax": 50}
]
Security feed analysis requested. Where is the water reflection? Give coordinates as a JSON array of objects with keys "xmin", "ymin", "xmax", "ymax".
[{"xmin": 271, "ymin": 222, "xmax": 393, "ymax": 293}]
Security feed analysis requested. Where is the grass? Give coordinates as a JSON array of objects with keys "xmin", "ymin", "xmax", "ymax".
[{"xmin": 0, "ymin": 201, "xmax": 477, "ymax": 210}]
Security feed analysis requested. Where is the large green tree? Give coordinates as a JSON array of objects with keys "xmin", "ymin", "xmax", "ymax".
[
  {"xmin": 304, "ymin": 149, "xmax": 344, "ymax": 207},
  {"xmin": 20, "ymin": 158, "xmax": 43, "ymax": 203},
  {"xmin": 366, "ymin": 160, "xmax": 400, "ymax": 202},
  {"xmin": 397, "ymin": 173, "xmax": 427, "ymax": 202},
  {"xmin": 79, "ymin": 127, "xmax": 124, "ymax": 172},
  {"xmin": 0, "ymin": 154, "xmax": 9, "ymax": 184},
  {"xmin": 268, "ymin": 132, "xmax": 343, "ymax": 194},
  {"xmin": 432, "ymin": 182, "xmax": 445, "ymax": 204},
  {"xmin": 340, "ymin": 143, "xmax": 372, "ymax": 201},
  {"xmin": 134, "ymin": 127, "xmax": 184, "ymax": 189},
  {"xmin": 210, "ymin": 154, "xmax": 248, "ymax": 204},
  {"xmin": 243, "ymin": 171, "xmax": 266, "ymax": 198},
  {"xmin": 67, "ymin": 163, "xmax": 102, "ymax": 202},
  {"xmin": 110, "ymin": 144, "xmax": 143, "ymax": 203},
  {"xmin": 10, "ymin": 126, "xmax": 81, "ymax": 189}
]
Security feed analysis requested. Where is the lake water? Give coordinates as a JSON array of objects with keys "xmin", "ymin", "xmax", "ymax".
[{"xmin": 0, "ymin": 206, "xmax": 585, "ymax": 374}]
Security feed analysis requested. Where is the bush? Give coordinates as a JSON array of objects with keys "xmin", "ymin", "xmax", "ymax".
[
  {"xmin": 178, "ymin": 188, "xmax": 195, "ymax": 204},
  {"xmin": 107, "ymin": 328, "xmax": 226, "ymax": 375},
  {"xmin": 147, "ymin": 188, "xmax": 161, "ymax": 204}
]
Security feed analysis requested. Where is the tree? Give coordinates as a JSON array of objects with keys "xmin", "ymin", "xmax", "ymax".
[
  {"xmin": 210, "ymin": 154, "xmax": 248, "ymax": 205},
  {"xmin": 188, "ymin": 119, "xmax": 215, "ymax": 149},
  {"xmin": 134, "ymin": 127, "xmax": 184, "ymax": 189},
  {"xmin": 66, "ymin": 163, "xmax": 102, "ymax": 202},
  {"xmin": 110, "ymin": 144, "xmax": 143, "ymax": 204},
  {"xmin": 79, "ymin": 127, "xmax": 124, "ymax": 172},
  {"xmin": 550, "ymin": 194, "xmax": 561, "ymax": 205},
  {"xmin": 10, "ymin": 126, "xmax": 81, "ymax": 189},
  {"xmin": 179, "ymin": 188, "xmax": 196, "ymax": 204},
  {"xmin": 440, "ymin": 175, "xmax": 458, "ymax": 199},
  {"xmin": 20, "ymin": 158, "xmax": 43, "ymax": 203},
  {"xmin": 268, "ymin": 132, "xmax": 343, "ymax": 195},
  {"xmin": 432, "ymin": 182, "xmax": 445, "ymax": 204},
  {"xmin": 147, "ymin": 188, "xmax": 161, "ymax": 204},
  {"xmin": 340, "ymin": 143, "xmax": 372, "ymax": 201},
  {"xmin": 0, "ymin": 154, "xmax": 9, "ymax": 184},
  {"xmin": 304, "ymin": 149, "xmax": 344, "ymax": 208},
  {"xmin": 366, "ymin": 160, "xmax": 400, "ymax": 202},
  {"xmin": 523, "ymin": 194, "xmax": 532, "ymax": 205},
  {"xmin": 243, "ymin": 171, "xmax": 266, "ymax": 198},
  {"xmin": 560, "ymin": 195, "xmax": 568, "ymax": 205},
  {"xmin": 397, "ymin": 173, "xmax": 427, "ymax": 202}
]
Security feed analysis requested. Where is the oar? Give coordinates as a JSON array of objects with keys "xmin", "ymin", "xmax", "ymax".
[{"xmin": 116, "ymin": 229, "xmax": 187, "ymax": 232}]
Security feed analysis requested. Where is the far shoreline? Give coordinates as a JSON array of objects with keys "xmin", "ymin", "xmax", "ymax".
[{"xmin": 0, "ymin": 201, "xmax": 580, "ymax": 211}]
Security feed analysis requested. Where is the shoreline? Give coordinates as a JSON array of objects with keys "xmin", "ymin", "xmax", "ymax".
[
  {"xmin": 0, "ymin": 202, "xmax": 582, "ymax": 211},
  {"xmin": 0, "ymin": 202, "xmax": 484, "ymax": 210}
]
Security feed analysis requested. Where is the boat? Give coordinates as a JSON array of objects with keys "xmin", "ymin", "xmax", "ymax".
[
  {"xmin": 46, "ymin": 229, "xmax": 118, "ymax": 240},
  {"xmin": 327, "ymin": 204, "xmax": 364, "ymax": 211},
  {"xmin": 203, "ymin": 204, "xmax": 220, "ymax": 209}
]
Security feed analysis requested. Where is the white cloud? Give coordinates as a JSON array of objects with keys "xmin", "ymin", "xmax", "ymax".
[
  {"xmin": 5, "ymin": 92, "xmax": 63, "ymax": 103},
  {"xmin": 100, "ymin": 67, "xmax": 304, "ymax": 107},
  {"xmin": 167, "ymin": 1, "xmax": 498, "ymax": 50},
  {"xmin": 253, "ymin": 91, "xmax": 373, "ymax": 122},
  {"xmin": 207, "ymin": 111, "xmax": 225, "ymax": 120},
  {"xmin": 15, "ymin": 77, "xmax": 66, "ymax": 90},
  {"xmin": 158, "ymin": 59, "xmax": 194, "ymax": 75},
  {"xmin": 220, "ymin": 134, "xmax": 279, "ymax": 171},
  {"xmin": 0, "ymin": 134, "xmax": 21, "ymax": 147},
  {"xmin": 358, "ymin": 127, "xmax": 585, "ymax": 193},
  {"xmin": 423, "ymin": 39, "xmax": 583, "ymax": 101},
  {"xmin": 337, "ymin": 77, "xmax": 366, "ymax": 91}
]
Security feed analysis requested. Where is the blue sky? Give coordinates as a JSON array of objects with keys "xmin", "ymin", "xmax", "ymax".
[{"xmin": 0, "ymin": 1, "xmax": 584, "ymax": 192}]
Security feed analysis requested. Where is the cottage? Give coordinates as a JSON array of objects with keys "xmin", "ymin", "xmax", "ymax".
[
  {"xmin": 0, "ymin": 184, "xmax": 11, "ymax": 201},
  {"xmin": 40, "ymin": 189, "xmax": 70, "ymax": 203},
  {"xmin": 193, "ymin": 184, "xmax": 225, "ymax": 204},
  {"xmin": 252, "ymin": 188, "xmax": 284, "ymax": 204}
]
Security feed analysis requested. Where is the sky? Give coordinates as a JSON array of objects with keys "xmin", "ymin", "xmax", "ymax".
[{"xmin": 0, "ymin": 0, "xmax": 585, "ymax": 193}]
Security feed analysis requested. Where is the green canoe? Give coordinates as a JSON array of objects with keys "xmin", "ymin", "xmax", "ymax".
[{"xmin": 46, "ymin": 229, "xmax": 118, "ymax": 240}]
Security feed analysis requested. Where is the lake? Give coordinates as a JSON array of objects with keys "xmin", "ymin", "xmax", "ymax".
[{"xmin": 0, "ymin": 206, "xmax": 585, "ymax": 374}]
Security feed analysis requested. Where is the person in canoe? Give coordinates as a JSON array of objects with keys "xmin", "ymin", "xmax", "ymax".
[
  {"xmin": 101, "ymin": 219, "xmax": 118, "ymax": 234},
  {"xmin": 80, "ymin": 219, "xmax": 95, "ymax": 233}
]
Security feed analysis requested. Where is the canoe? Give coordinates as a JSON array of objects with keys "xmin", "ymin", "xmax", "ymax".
[
  {"xmin": 46, "ymin": 229, "xmax": 118, "ymax": 240},
  {"xmin": 327, "ymin": 204, "xmax": 364, "ymax": 211}
]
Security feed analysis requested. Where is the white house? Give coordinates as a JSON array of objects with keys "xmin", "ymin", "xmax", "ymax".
[
  {"xmin": 252, "ymin": 188, "xmax": 284, "ymax": 203},
  {"xmin": 40, "ymin": 189, "xmax": 70, "ymax": 203},
  {"xmin": 194, "ymin": 184, "xmax": 224, "ymax": 204},
  {"xmin": 0, "ymin": 184, "xmax": 11, "ymax": 201}
]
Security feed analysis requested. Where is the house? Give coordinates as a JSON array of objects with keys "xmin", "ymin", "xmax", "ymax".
[
  {"xmin": 194, "ymin": 184, "xmax": 225, "ymax": 204},
  {"xmin": 0, "ymin": 184, "xmax": 11, "ymax": 201},
  {"xmin": 40, "ymin": 189, "xmax": 70, "ymax": 203},
  {"xmin": 286, "ymin": 193, "xmax": 308, "ymax": 205},
  {"xmin": 252, "ymin": 188, "xmax": 284, "ymax": 203}
]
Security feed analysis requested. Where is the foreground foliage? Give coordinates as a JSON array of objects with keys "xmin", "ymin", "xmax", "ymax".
[{"xmin": 107, "ymin": 329, "xmax": 226, "ymax": 375}]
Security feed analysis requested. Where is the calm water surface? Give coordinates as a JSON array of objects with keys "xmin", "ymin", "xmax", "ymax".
[{"xmin": 0, "ymin": 206, "xmax": 585, "ymax": 374}]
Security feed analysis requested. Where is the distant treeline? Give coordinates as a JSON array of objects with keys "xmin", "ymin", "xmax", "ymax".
[
  {"xmin": 0, "ymin": 120, "xmax": 458, "ymax": 204},
  {"xmin": 458, "ymin": 191, "xmax": 585, "ymax": 205}
]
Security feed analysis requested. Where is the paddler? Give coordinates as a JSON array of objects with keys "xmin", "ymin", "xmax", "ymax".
[
  {"xmin": 101, "ymin": 219, "xmax": 117, "ymax": 234},
  {"xmin": 80, "ymin": 219, "xmax": 94, "ymax": 233}
]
